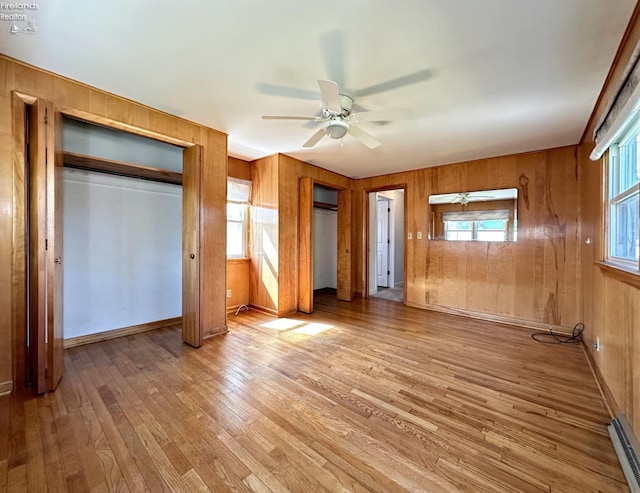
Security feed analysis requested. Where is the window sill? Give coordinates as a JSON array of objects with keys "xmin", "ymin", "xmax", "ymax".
[{"xmin": 596, "ymin": 261, "xmax": 640, "ymax": 289}]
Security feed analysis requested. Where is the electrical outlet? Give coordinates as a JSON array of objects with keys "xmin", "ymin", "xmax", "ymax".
[
  {"xmin": 226, "ymin": 289, "xmax": 232, "ymax": 298},
  {"xmin": 417, "ymin": 231, "xmax": 423, "ymax": 239},
  {"xmin": 407, "ymin": 232, "xmax": 412, "ymax": 240}
]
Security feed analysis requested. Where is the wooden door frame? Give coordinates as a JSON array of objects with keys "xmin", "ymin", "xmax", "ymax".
[
  {"xmin": 298, "ymin": 180, "xmax": 351, "ymax": 312},
  {"xmin": 12, "ymin": 93, "xmax": 205, "ymax": 391},
  {"xmin": 363, "ymin": 185, "xmax": 407, "ymax": 301}
]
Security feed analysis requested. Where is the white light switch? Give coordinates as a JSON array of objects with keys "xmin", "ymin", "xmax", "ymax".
[
  {"xmin": 417, "ymin": 231, "xmax": 423, "ymax": 239},
  {"xmin": 407, "ymin": 232, "xmax": 412, "ymax": 240}
]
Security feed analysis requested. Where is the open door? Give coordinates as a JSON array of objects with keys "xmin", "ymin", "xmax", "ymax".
[
  {"xmin": 376, "ymin": 198, "xmax": 390, "ymax": 288},
  {"xmin": 28, "ymin": 100, "xmax": 63, "ymax": 394},
  {"xmin": 298, "ymin": 177, "xmax": 314, "ymax": 313},
  {"xmin": 182, "ymin": 145, "xmax": 202, "ymax": 347},
  {"xmin": 47, "ymin": 110, "xmax": 64, "ymax": 391}
]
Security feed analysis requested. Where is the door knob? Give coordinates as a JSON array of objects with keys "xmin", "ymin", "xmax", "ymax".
[{"xmin": 189, "ymin": 253, "xmax": 195, "ymax": 259}]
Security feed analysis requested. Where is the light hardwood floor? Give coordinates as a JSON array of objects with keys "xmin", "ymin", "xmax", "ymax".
[{"xmin": 1, "ymin": 295, "xmax": 628, "ymax": 492}]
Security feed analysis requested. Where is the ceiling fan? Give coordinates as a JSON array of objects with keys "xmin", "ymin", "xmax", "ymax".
[{"xmin": 262, "ymin": 79, "xmax": 410, "ymax": 149}]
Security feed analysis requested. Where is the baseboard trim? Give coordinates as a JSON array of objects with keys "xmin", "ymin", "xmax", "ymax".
[
  {"xmin": 404, "ymin": 301, "xmax": 575, "ymax": 335},
  {"xmin": 64, "ymin": 317, "xmax": 182, "ymax": 348},
  {"xmin": 581, "ymin": 339, "xmax": 620, "ymax": 419},
  {"xmin": 248, "ymin": 304, "xmax": 278, "ymax": 316},
  {"xmin": 0, "ymin": 381, "xmax": 12, "ymax": 396}
]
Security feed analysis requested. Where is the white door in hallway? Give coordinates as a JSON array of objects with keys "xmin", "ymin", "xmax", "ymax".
[{"xmin": 376, "ymin": 198, "xmax": 389, "ymax": 287}]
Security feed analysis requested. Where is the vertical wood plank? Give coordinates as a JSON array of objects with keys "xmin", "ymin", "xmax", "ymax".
[
  {"xmin": 29, "ymin": 100, "xmax": 48, "ymax": 395},
  {"xmin": 298, "ymin": 177, "xmax": 314, "ymax": 313},
  {"xmin": 182, "ymin": 145, "xmax": 202, "ymax": 347},
  {"xmin": 47, "ymin": 107, "xmax": 64, "ymax": 391},
  {"xmin": 337, "ymin": 188, "xmax": 352, "ymax": 301}
]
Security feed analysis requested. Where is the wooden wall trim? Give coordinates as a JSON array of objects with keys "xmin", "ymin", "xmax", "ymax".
[
  {"xmin": 595, "ymin": 261, "xmax": 640, "ymax": 289},
  {"xmin": 581, "ymin": 340, "xmax": 619, "ymax": 419},
  {"xmin": 63, "ymin": 317, "xmax": 182, "ymax": 349},
  {"xmin": 63, "ymin": 151, "xmax": 183, "ymax": 185}
]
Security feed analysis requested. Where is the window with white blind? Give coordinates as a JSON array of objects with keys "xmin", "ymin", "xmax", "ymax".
[{"xmin": 227, "ymin": 178, "xmax": 251, "ymax": 258}]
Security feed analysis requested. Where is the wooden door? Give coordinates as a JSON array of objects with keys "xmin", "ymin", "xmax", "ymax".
[
  {"xmin": 28, "ymin": 100, "xmax": 49, "ymax": 394},
  {"xmin": 46, "ymin": 110, "xmax": 64, "ymax": 391},
  {"xmin": 182, "ymin": 145, "xmax": 202, "ymax": 347},
  {"xmin": 28, "ymin": 100, "xmax": 63, "ymax": 393},
  {"xmin": 298, "ymin": 177, "xmax": 314, "ymax": 313},
  {"xmin": 376, "ymin": 199, "xmax": 389, "ymax": 287},
  {"xmin": 337, "ymin": 188, "xmax": 352, "ymax": 301}
]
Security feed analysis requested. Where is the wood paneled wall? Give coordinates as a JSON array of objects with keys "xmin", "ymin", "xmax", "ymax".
[
  {"xmin": 277, "ymin": 154, "xmax": 351, "ymax": 315},
  {"xmin": 579, "ymin": 3, "xmax": 640, "ymax": 437},
  {"xmin": 227, "ymin": 157, "xmax": 251, "ymax": 315},
  {"xmin": 226, "ymin": 259, "xmax": 250, "ymax": 314},
  {"xmin": 353, "ymin": 146, "xmax": 582, "ymax": 329},
  {"xmin": 249, "ymin": 155, "xmax": 280, "ymax": 314},
  {"xmin": 248, "ymin": 154, "xmax": 351, "ymax": 316},
  {"xmin": 228, "ymin": 156, "xmax": 251, "ymax": 181},
  {"xmin": 0, "ymin": 56, "xmax": 228, "ymax": 390}
]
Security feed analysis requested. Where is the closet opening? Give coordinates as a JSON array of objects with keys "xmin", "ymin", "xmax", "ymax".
[
  {"xmin": 61, "ymin": 118, "xmax": 185, "ymax": 348},
  {"xmin": 366, "ymin": 188, "xmax": 406, "ymax": 303},
  {"xmin": 313, "ymin": 184, "xmax": 339, "ymax": 299}
]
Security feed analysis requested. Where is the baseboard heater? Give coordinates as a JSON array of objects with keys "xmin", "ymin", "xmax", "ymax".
[{"xmin": 609, "ymin": 414, "xmax": 640, "ymax": 493}]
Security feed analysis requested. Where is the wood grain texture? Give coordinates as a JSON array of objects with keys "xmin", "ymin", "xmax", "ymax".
[
  {"xmin": 275, "ymin": 154, "xmax": 351, "ymax": 315},
  {"xmin": 578, "ymin": 7, "xmax": 640, "ymax": 441},
  {"xmin": 63, "ymin": 151, "xmax": 183, "ymax": 185},
  {"xmin": 353, "ymin": 146, "xmax": 581, "ymax": 329},
  {"xmin": 182, "ymin": 145, "xmax": 202, "ymax": 347},
  {"xmin": 48, "ymin": 109, "xmax": 64, "ymax": 392},
  {"xmin": 249, "ymin": 155, "xmax": 280, "ymax": 314},
  {"xmin": 227, "ymin": 259, "xmax": 250, "ymax": 314},
  {"xmin": 228, "ymin": 156, "xmax": 251, "ymax": 181},
  {"xmin": 298, "ymin": 177, "xmax": 314, "ymax": 313},
  {"xmin": 3, "ymin": 55, "xmax": 229, "ymax": 389},
  {"xmin": 0, "ymin": 295, "xmax": 627, "ymax": 492},
  {"xmin": 29, "ymin": 100, "xmax": 48, "ymax": 395},
  {"xmin": 199, "ymin": 130, "xmax": 229, "ymax": 338},
  {"xmin": 337, "ymin": 188, "xmax": 353, "ymax": 301}
]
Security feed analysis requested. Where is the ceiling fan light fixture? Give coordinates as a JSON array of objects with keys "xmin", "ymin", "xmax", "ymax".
[{"xmin": 325, "ymin": 120, "xmax": 349, "ymax": 139}]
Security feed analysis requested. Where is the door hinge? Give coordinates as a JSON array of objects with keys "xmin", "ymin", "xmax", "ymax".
[
  {"xmin": 387, "ymin": 270, "xmax": 390, "ymax": 275},
  {"xmin": 387, "ymin": 239, "xmax": 390, "ymax": 244},
  {"xmin": 388, "ymin": 208, "xmax": 390, "ymax": 212},
  {"xmin": 45, "ymin": 238, "xmax": 48, "ymax": 250},
  {"xmin": 44, "ymin": 107, "xmax": 48, "ymax": 124}
]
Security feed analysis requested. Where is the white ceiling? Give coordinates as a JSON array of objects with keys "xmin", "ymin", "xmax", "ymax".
[{"xmin": 1, "ymin": 0, "xmax": 636, "ymax": 178}]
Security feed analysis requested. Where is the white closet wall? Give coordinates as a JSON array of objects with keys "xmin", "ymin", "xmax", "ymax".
[
  {"xmin": 313, "ymin": 209, "xmax": 337, "ymax": 290},
  {"xmin": 63, "ymin": 120, "xmax": 182, "ymax": 339}
]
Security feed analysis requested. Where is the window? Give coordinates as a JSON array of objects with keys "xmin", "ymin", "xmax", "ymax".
[
  {"xmin": 227, "ymin": 178, "xmax": 251, "ymax": 258},
  {"xmin": 444, "ymin": 219, "xmax": 508, "ymax": 241},
  {"xmin": 441, "ymin": 210, "xmax": 511, "ymax": 242},
  {"xmin": 607, "ymin": 128, "xmax": 640, "ymax": 270}
]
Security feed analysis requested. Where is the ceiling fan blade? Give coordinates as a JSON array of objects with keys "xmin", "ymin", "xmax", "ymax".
[
  {"xmin": 348, "ymin": 126, "xmax": 381, "ymax": 149},
  {"xmin": 303, "ymin": 129, "xmax": 326, "ymax": 148},
  {"xmin": 353, "ymin": 69, "xmax": 435, "ymax": 98},
  {"xmin": 256, "ymin": 82, "xmax": 320, "ymax": 100},
  {"xmin": 320, "ymin": 31, "xmax": 346, "ymax": 89},
  {"xmin": 262, "ymin": 115, "xmax": 322, "ymax": 121},
  {"xmin": 351, "ymin": 108, "xmax": 412, "ymax": 122},
  {"xmin": 318, "ymin": 79, "xmax": 342, "ymax": 114}
]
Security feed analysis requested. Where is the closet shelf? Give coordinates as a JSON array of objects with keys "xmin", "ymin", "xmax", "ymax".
[{"xmin": 63, "ymin": 151, "xmax": 182, "ymax": 185}]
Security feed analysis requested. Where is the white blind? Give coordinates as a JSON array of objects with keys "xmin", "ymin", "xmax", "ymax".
[
  {"xmin": 442, "ymin": 209, "xmax": 510, "ymax": 222},
  {"xmin": 591, "ymin": 40, "xmax": 640, "ymax": 160},
  {"xmin": 227, "ymin": 177, "xmax": 252, "ymax": 203}
]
